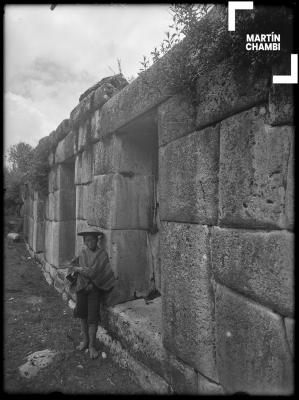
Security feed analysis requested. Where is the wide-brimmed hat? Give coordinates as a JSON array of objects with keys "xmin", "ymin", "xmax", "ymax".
[{"xmin": 77, "ymin": 226, "xmax": 104, "ymax": 237}]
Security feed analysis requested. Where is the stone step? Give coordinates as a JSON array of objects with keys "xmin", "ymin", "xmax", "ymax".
[{"xmin": 100, "ymin": 297, "xmax": 223, "ymax": 395}]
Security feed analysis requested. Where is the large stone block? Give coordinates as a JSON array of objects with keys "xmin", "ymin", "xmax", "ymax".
[
  {"xmin": 147, "ymin": 231, "xmax": 161, "ymax": 294},
  {"xmin": 87, "ymin": 174, "xmax": 154, "ymax": 229},
  {"xmin": 54, "ymin": 188, "xmax": 76, "ymax": 221},
  {"xmin": 52, "ymin": 220, "xmax": 76, "ymax": 266},
  {"xmin": 54, "ymin": 163, "xmax": 75, "ymax": 190},
  {"xmin": 215, "ymin": 284, "xmax": 293, "ymax": 395},
  {"xmin": 44, "ymin": 220, "xmax": 53, "ymax": 264},
  {"xmin": 81, "ymin": 148, "xmax": 93, "ymax": 183},
  {"xmin": 158, "ymin": 94, "xmax": 196, "ymax": 146},
  {"xmin": 48, "ymin": 151, "xmax": 55, "ymax": 167},
  {"xmin": 267, "ymin": 61, "xmax": 294, "ymax": 126},
  {"xmin": 75, "ymin": 149, "xmax": 93, "ymax": 184},
  {"xmin": 160, "ymin": 222, "xmax": 218, "ymax": 381},
  {"xmin": 93, "ymin": 82, "xmax": 119, "ymax": 110},
  {"xmin": 159, "ymin": 125, "xmax": 219, "ymax": 225},
  {"xmin": 219, "ymin": 107, "xmax": 294, "ymax": 230},
  {"xmin": 54, "ymin": 118, "xmax": 71, "ymax": 142},
  {"xmin": 70, "ymin": 91, "xmax": 94, "ymax": 128},
  {"xmin": 78, "ymin": 118, "xmax": 91, "ymax": 152},
  {"xmin": 45, "ymin": 193, "xmax": 55, "ymax": 221},
  {"xmin": 93, "ymin": 134, "xmax": 155, "ymax": 176},
  {"xmin": 211, "ymin": 227, "xmax": 294, "ymax": 317},
  {"xmin": 195, "ymin": 57, "xmax": 270, "ymax": 129},
  {"xmin": 267, "ymin": 85, "xmax": 294, "ymax": 126},
  {"xmin": 33, "ymin": 199, "xmax": 45, "ymax": 222},
  {"xmin": 48, "ymin": 168, "xmax": 56, "ymax": 193},
  {"xmin": 32, "ymin": 221, "xmax": 45, "ymax": 253},
  {"xmin": 28, "ymin": 217, "xmax": 34, "ymax": 248},
  {"xmin": 23, "ymin": 216, "xmax": 29, "ymax": 241},
  {"xmin": 284, "ymin": 317, "xmax": 294, "ymax": 358},
  {"xmin": 55, "ymin": 131, "xmax": 76, "ymax": 163},
  {"xmin": 104, "ymin": 229, "xmax": 155, "ymax": 305},
  {"xmin": 102, "ymin": 297, "xmax": 198, "ymax": 394},
  {"xmin": 75, "ymin": 185, "xmax": 89, "ymax": 220}
]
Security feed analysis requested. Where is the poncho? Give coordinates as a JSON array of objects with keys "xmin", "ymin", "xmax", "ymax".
[{"xmin": 68, "ymin": 246, "xmax": 116, "ymax": 293}]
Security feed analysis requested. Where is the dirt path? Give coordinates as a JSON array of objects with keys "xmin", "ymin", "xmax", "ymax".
[{"xmin": 4, "ymin": 223, "xmax": 142, "ymax": 394}]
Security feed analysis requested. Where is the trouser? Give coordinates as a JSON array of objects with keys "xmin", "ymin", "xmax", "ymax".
[{"xmin": 74, "ymin": 286, "xmax": 105, "ymax": 324}]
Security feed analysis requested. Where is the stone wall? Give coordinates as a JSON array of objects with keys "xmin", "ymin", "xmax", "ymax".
[{"xmin": 22, "ymin": 6, "xmax": 294, "ymax": 395}]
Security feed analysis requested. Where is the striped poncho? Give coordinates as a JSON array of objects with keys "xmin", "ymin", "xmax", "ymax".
[{"xmin": 69, "ymin": 246, "xmax": 116, "ymax": 293}]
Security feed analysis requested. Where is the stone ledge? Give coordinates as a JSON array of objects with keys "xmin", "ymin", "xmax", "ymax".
[{"xmin": 101, "ymin": 297, "xmax": 221, "ymax": 394}]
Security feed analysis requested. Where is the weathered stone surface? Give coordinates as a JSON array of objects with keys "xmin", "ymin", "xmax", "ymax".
[
  {"xmin": 81, "ymin": 148, "xmax": 93, "ymax": 183},
  {"xmin": 48, "ymin": 168, "xmax": 56, "ymax": 193},
  {"xmin": 75, "ymin": 149, "xmax": 93, "ymax": 184},
  {"xmin": 32, "ymin": 221, "xmax": 45, "ymax": 252},
  {"xmin": 33, "ymin": 199, "xmax": 45, "ymax": 222},
  {"xmin": 52, "ymin": 220, "xmax": 76, "ymax": 266},
  {"xmin": 55, "ymin": 131, "xmax": 76, "ymax": 163},
  {"xmin": 197, "ymin": 373, "xmax": 224, "ymax": 395},
  {"xmin": 102, "ymin": 297, "xmax": 198, "ymax": 394},
  {"xmin": 93, "ymin": 82, "xmax": 118, "ymax": 110},
  {"xmin": 219, "ymin": 107, "xmax": 294, "ymax": 229},
  {"xmin": 54, "ymin": 188, "xmax": 76, "ymax": 221},
  {"xmin": 96, "ymin": 326, "xmax": 170, "ymax": 394},
  {"xmin": 87, "ymin": 174, "xmax": 154, "ymax": 229},
  {"xmin": 285, "ymin": 137, "xmax": 294, "ymax": 230},
  {"xmin": 267, "ymin": 85, "xmax": 294, "ymax": 126},
  {"xmin": 215, "ymin": 284, "xmax": 293, "ymax": 395},
  {"xmin": 75, "ymin": 185, "xmax": 89, "ymax": 220},
  {"xmin": 70, "ymin": 91, "xmax": 94, "ymax": 128},
  {"xmin": 44, "ymin": 221, "xmax": 53, "ymax": 265},
  {"xmin": 45, "ymin": 193, "xmax": 55, "ymax": 221},
  {"xmin": 284, "ymin": 317, "xmax": 294, "ymax": 358},
  {"xmin": 48, "ymin": 151, "xmax": 55, "ymax": 166},
  {"xmin": 78, "ymin": 119, "xmax": 91, "ymax": 152},
  {"xmin": 90, "ymin": 109, "xmax": 101, "ymax": 143},
  {"xmin": 195, "ymin": 57, "xmax": 270, "ymax": 129},
  {"xmin": 28, "ymin": 217, "xmax": 34, "ymax": 248},
  {"xmin": 54, "ymin": 118, "xmax": 71, "ymax": 142},
  {"xmin": 160, "ymin": 222, "xmax": 218, "ymax": 381},
  {"xmin": 147, "ymin": 231, "xmax": 161, "ymax": 294},
  {"xmin": 93, "ymin": 133, "xmax": 155, "ymax": 176},
  {"xmin": 90, "ymin": 45, "xmax": 184, "ymax": 141},
  {"xmin": 158, "ymin": 94, "xmax": 196, "ymax": 146},
  {"xmin": 79, "ymin": 73, "xmax": 128, "ymax": 102},
  {"xmin": 104, "ymin": 229, "xmax": 154, "ymax": 305},
  {"xmin": 267, "ymin": 61, "xmax": 294, "ymax": 126},
  {"xmin": 23, "ymin": 216, "xmax": 29, "ymax": 240},
  {"xmin": 54, "ymin": 163, "xmax": 75, "ymax": 190},
  {"xmin": 159, "ymin": 125, "xmax": 219, "ymax": 224},
  {"xmin": 211, "ymin": 228, "xmax": 294, "ymax": 317}
]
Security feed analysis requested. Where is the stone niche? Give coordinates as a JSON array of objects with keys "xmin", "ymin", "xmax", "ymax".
[{"xmin": 90, "ymin": 111, "xmax": 161, "ymax": 303}]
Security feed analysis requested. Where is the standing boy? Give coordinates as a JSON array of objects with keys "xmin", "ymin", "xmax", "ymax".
[{"xmin": 68, "ymin": 227, "xmax": 116, "ymax": 359}]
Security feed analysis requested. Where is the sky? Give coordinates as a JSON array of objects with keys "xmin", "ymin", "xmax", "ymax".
[{"xmin": 4, "ymin": 4, "xmax": 174, "ymax": 155}]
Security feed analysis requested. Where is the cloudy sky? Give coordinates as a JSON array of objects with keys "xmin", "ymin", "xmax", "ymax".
[{"xmin": 4, "ymin": 4, "xmax": 174, "ymax": 154}]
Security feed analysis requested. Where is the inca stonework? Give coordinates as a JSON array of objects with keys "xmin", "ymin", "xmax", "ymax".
[{"xmin": 22, "ymin": 7, "xmax": 294, "ymax": 395}]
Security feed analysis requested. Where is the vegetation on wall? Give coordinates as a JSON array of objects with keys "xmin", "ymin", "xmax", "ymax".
[
  {"xmin": 27, "ymin": 138, "xmax": 52, "ymax": 195},
  {"xmin": 138, "ymin": 4, "xmax": 294, "ymax": 100}
]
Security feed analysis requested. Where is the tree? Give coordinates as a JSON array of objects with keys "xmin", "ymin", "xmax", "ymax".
[
  {"xmin": 7, "ymin": 142, "xmax": 34, "ymax": 176},
  {"xmin": 5, "ymin": 142, "xmax": 34, "ymax": 215}
]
